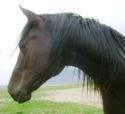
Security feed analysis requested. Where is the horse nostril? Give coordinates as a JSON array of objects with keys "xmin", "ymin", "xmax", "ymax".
[{"xmin": 17, "ymin": 91, "xmax": 21, "ymax": 98}]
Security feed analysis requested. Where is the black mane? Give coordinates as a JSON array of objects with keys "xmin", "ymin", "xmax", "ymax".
[
  {"xmin": 41, "ymin": 13, "xmax": 125, "ymax": 88},
  {"xmin": 19, "ymin": 12, "xmax": 125, "ymax": 89}
]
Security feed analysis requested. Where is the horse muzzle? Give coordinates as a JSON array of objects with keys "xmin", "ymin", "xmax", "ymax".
[{"xmin": 8, "ymin": 87, "xmax": 31, "ymax": 103}]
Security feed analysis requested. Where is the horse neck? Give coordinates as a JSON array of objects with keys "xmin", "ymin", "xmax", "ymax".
[
  {"xmin": 62, "ymin": 22, "xmax": 85, "ymax": 66},
  {"xmin": 62, "ymin": 26, "xmax": 99, "ymax": 78}
]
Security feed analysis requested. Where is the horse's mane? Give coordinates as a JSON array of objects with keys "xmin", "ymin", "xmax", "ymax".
[
  {"xmin": 19, "ymin": 12, "xmax": 125, "ymax": 91},
  {"xmin": 41, "ymin": 13, "xmax": 125, "ymax": 90}
]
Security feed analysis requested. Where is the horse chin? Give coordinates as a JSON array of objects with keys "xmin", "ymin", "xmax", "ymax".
[{"xmin": 17, "ymin": 92, "xmax": 31, "ymax": 103}]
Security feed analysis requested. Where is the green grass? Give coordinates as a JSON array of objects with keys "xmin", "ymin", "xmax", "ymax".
[
  {"xmin": 0, "ymin": 84, "xmax": 103, "ymax": 114},
  {"xmin": 0, "ymin": 100, "xmax": 103, "ymax": 114}
]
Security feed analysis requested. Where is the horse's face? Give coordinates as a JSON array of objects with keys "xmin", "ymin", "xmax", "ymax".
[{"xmin": 8, "ymin": 6, "xmax": 65, "ymax": 103}]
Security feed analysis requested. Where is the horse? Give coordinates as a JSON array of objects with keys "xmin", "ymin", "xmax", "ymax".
[{"xmin": 8, "ymin": 6, "xmax": 125, "ymax": 114}]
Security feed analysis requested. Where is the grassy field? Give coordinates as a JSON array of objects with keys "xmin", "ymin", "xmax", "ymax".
[{"xmin": 0, "ymin": 84, "xmax": 103, "ymax": 114}]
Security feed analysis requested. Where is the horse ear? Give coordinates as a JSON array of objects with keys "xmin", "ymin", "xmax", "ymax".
[{"xmin": 19, "ymin": 5, "xmax": 41, "ymax": 23}]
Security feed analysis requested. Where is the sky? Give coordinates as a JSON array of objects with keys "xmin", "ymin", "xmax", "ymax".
[{"xmin": 0, "ymin": 0, "xmax": 125, "ymax": 85}]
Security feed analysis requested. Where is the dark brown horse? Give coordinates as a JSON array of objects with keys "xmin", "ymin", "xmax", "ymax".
[{"xmin": 8, "ymin": 6, "xmax": 125, "ymax": 114}]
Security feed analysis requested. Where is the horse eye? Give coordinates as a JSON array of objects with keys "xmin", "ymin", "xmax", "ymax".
[{"xmin": 19, "ymin": 44, "xmax": 26, "ymax": 51}]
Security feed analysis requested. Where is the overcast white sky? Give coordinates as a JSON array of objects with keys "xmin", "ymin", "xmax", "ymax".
[{"xmin": 0, "ymin": 0, "xmax": 125, "ymax": 85}]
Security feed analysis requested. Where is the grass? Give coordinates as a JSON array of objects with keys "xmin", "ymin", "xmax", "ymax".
[
  {"xmin": 0, "ymin": 84, "xmax": 103, "ymax": 114},
  {"xmin": 0, "ymin": 100, "xmax": 103, "ymax": 114}
]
